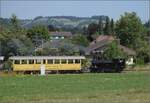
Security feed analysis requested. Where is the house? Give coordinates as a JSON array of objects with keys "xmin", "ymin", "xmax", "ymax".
[
  {"xmin": 85, "ymin": 35, "xmax": 136, "ymax": 65},
  {"xmin": 85, "ymin": 35, "xmax": 115, "ymax": 55},
  {"xmin": 49, "ymin": 31, "xmax": 72, "ymax": 40}
]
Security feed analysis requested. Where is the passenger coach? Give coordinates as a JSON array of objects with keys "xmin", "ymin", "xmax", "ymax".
[{"xmin": 9, "ymin": 56, "xmax": 85, "ymax": 73}]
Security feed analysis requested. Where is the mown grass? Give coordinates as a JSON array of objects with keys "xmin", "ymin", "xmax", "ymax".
[{"xmin": 0, "ymin": 72, "xmax": 150, "ymax": 103}]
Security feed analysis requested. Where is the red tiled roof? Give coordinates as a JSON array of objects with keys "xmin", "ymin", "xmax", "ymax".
[{"xmin": 90, "ymin": 35, "xmax": 114, "ymax": 45}]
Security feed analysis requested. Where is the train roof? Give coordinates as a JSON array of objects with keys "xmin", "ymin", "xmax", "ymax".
[{"xmin": 9, "ymin": 56, "xmax": 85, "ymax": 60}]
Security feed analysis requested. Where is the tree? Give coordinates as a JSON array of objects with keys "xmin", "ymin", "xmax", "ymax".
[
  {"xmin": 110, "ymin": 18, "xmax": 114, "ymax": 35},
  {"xmin": 103, "ymin": 41, "xmax": 126, "ymax": 60},
  {"xmin": 104, "ymin": 17, "xmax": 111, "ymax": 35},
  {"xmin": 98, "ymin": 18, "xmax": 103, "ymax": 35},
  {"xmin": 135, "ymin": 38, "xmax": 150, "ymax": 64},
  {"xmin": 27, "ymin": 25, "xmax": 49, "ymax": 45},
  {"xmin": 87, "ymin": 23, "xmax": 98, "ymax": 41},
  {"xmin": 71, "ymin": 34, "xmax": 89, "ymax": 47},
  {"xmin": 0, "ymin": 14, "xmax": 34, "ymax": 58},
  {"xmin": 83, "ymin": 26, "xmax": 87, "ymax": 35},
  {"xmin": 10, "ymin": 14, "xmax": 20, "ymax": 32},
  {"xmin": 0, "ymin": 31, "xmax": 34, "ymax": 59},
  {"xmin": 144, "ymin": 19, "xmax": 150, "ymax": 28},
  {"xmin": 144, "ymin": 19, "xmax": 150, "ymax": 44},
  {"xmin": 115, "ymin": 12, "xmax": 150, "ymax": 63},
  {"xmin": 115, "ymin": 12, "xmax": 145, "ymax": 47}
]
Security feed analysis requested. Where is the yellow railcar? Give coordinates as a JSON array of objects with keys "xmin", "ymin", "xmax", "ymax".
[{"xmin": 9, "ymin": 56, "xmax": 85, "ymax": 72}]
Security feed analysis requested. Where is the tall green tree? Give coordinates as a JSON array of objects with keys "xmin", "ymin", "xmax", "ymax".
[
  {"xmin": 0, "ymin": 14, "xmax": 34, "ymax": 59},
  {"xmin": 71, "ymin": 34, "xmax": 89, "ymax": 47},
  {"xmin": 27, "ymin": 25, "xmax": 49, "ymax": 45},
  {"xmin": 98, "ymin": 19, "xmax": 103, "ymax": 35},
  {"xmin": 0, "ymin": 31, "xmax": 34, "ymax": 58},
  {"xmin": 115, "ymin": 12, "xmax": 150, "ymax": 63},
  {"xmin": 10, "ymin": 14, "xmax": 21, "ymax": 32},
  {"xmin": 110, "ymin": 18, "xmax": 114, "ymax": 35},
  {"xmin": 115, "ymin": 12, "xmax": 146, "ymax": 48},
  {"xmin": 104, "ymin": 17, "xmax": 111, "ymax": 35},
  {"xmin": 103, "ymin": 41, "xmax": 126, "ymax": 60},
  {"xmin": 144, "ymin": 19, "xmax": 150, "ymax": 44},
  {"xmin": 87, "ymin": 23, "xmax": 98, "ymax": 41},
  {"xmin": 144, "ymin": 19, "xmax": 150, "ymax": 28}
]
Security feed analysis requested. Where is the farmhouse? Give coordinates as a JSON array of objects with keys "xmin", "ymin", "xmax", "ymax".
[
  {"xmin": 49, "ymin": 31, "xmax": 72, "ymax": 40},
  {"xmin": 86, "ymin": 35, "xmax": 136, "ymax": 65}
]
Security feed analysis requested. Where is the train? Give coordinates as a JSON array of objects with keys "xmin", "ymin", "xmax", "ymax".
[
  {"xmin": 5, "ymin": 56, "xmax": 126, "ymax": 74},
  {"xmin": 90, "ymin": 58, "xmax": 125, "ymax": 73}
]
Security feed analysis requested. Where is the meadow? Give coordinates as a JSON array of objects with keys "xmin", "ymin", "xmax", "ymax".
[{"xmin": 0, "ymin": 72, "xmax": 150, "ymax": 103}]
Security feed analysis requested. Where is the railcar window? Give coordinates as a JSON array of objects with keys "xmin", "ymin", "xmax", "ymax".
[
  {"xmin": 68, "ymin": 59, "xmax": 73, "ymax": 64},
  {"xmin": 48, "ymin": 60, "xmax": 53, "ymax": 64},
  {"xmin": 61, "ymin": 59, "xmax": 67, "ymax": 64},
  {"xmin": 14, "ymin": 60, "xmax": 20, "ymax": 64},
  {"xmin": 43, "ymin": 59, "xmax": 46, "ymax": 64},
  {"xmin": 36, "ymin": 60, "xmax": 42, "ymax": 64},
  {"xmin": 54, "ymin": 59, "xmax": 60, "ymax": 64},
  {"xmin": 21, "ymin": 60, "xmax": 27, "ymax": 64},
  {"xmin": 29, "ymin": 60, "xmax": 34, "ymax": 64},
  {"xmin": 75, "ymin": 59, "xmax": 80, "ymax": 64}
]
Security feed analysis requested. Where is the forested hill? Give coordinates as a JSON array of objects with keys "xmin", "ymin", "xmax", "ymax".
[{"xmin": 0, "ymin": 15, "xmax": 107, "ymax": 29}]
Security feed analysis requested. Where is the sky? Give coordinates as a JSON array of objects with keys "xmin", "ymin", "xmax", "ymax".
[{"xmin": 0, "ymin": 0, "xmax": 149, "ymax": 22}]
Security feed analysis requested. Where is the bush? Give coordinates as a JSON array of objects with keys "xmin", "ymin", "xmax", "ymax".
[
  {"xmin": 2, "ymin": 60, "xmax": 12, "ymax": 71},
  {"xmin": 103, "ymin": 41, "xmax": 127, "ymax": 60}
]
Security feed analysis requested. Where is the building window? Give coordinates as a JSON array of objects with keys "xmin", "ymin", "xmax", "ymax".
[
  {"xmin": 68, "ymin": 59, "xmax": 73, "ymax": 64},
  {"xmin": 36, "ymin": 60, "xmax": 42, "ymax": 64},
  {"xmin": 75, "ymin": 59, "xmax": 80, "ymax": 64},
  {"xmin": 55, "ymin": 37, "xmax": 59, "ymax": 39},
  {"xmin": 61, "ymin": 59, "xmax": 67, "ymax": 64},
  {"xmin": 22, "ymin": 60, "xmax": 27, "ymax": 64},
  {"xmin": 61, "ymin": 36, "xmax": 64, "ymax": 39},
  {"xmin": 14, "ymin": 60, "xmax": 20, "ymax": 64},
  {"xmin": 54, "ymin": 59, "xmax": 60, "ymax": 64},
  {"xmin": 29, "ymin": 60, "xmax": 34, "ymax": 64},
  {"xmin": 47, "ymin": 60, "xmax": 53, "ymax": 64},
  {"xmin": 43, "ymin": 59, "xmax": 46, "ymax": 64}
]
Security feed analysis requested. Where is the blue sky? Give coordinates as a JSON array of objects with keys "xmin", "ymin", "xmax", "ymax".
[{"xmin": 0, "ymin": 0, "xmax": 149, "ymax": 22}]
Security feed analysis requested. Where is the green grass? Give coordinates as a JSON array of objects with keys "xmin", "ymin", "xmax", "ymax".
[{"xmin": 0, "ymin": 72, "xmax": 150, "ymax": 103}]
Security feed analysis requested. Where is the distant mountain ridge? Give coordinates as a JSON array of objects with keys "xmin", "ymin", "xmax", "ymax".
[{"xmin": 0, "ymin": 15, "xmax": 108, "ymax": 29}]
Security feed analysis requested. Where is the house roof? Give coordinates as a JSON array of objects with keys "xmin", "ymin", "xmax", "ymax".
[
  {"xmin": 49, "ymin": 31, "xmax": 72, "ymax": 37},
  {"xmin": 118, "ymin": 45, "xmax": 136, "ymax": 56},
  {"xmin": 90, "ymin": 35, "xmax": 114, "ymax": 45}
]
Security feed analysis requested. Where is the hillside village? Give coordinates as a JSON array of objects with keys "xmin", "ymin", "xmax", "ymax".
[{"xmin": 0, "ymin": 12, "xmax": 150, "ymax": 70}]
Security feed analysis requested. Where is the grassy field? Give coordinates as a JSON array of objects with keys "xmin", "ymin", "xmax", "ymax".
[{"xmin": 0, "ymin": 72, "xmax": 150, "ymax": 103}]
